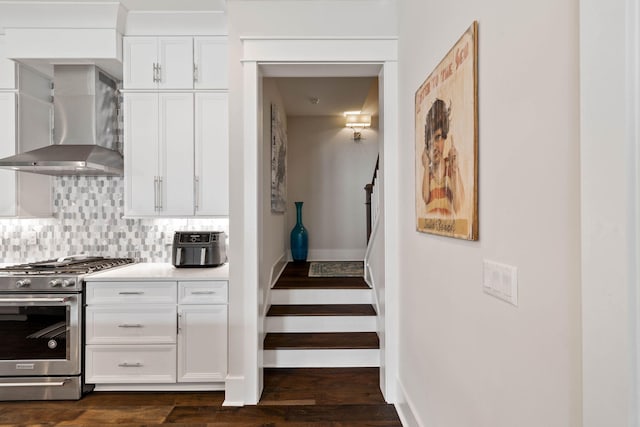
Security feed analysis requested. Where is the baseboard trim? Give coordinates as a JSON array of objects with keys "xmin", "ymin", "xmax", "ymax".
[
  {"xmin": 395, "ymin": 378, "xmax": 423, "ymax": 427},
  {"xmin": 270, "ymin": 252, "xmax": 288, "ymax": 288},
  {"xmin": 223, "ymin": 375, "xmax": 245, "ymax": 407},
  {"xmin": 306, "ymin": 249, "xmax": 366, "ymax": 261}
]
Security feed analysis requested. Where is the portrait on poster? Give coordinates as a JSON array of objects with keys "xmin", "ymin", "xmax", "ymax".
[{"xmin": 415, "ymin": 22, "xmax": 478, "ymax": 240}]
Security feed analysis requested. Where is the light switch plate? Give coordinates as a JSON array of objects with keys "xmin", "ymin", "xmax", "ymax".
[{"xmin": 483, "ymin": 259, "xmax": 518, "ymax": 306}]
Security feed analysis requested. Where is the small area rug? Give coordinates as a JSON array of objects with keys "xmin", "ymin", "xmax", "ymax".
[{"xmin": 308, "ymin": 261, "xmax": 364, "ymax": 278}]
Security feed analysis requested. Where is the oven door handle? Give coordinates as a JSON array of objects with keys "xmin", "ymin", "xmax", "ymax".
[
  {"xmin": 0, "ymin": 297, "xmax": 72, "ymax": 304},
  {"xmin": 0, "ymin": 380, "xmax": 68, "ymax": 387}
]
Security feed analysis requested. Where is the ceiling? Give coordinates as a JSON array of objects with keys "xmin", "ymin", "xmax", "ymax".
[{"xmin": 273, "ymin": 77, "xmax": 378, "ymax": 117}]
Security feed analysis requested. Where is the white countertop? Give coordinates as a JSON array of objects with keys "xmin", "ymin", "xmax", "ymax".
[{"xmin": 85, "ymin": 262, "xmax": 229, "ymax": 281}]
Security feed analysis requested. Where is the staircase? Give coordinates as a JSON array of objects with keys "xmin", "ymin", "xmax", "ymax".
[{"xmin": 264, "ymin": 262, "xmax": 380, "ymax": 368}]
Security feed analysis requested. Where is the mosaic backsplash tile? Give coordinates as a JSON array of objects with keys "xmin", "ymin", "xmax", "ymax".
[{"xmin": 0, "ymin": 176, "xmax": 228, "ymax": 264}]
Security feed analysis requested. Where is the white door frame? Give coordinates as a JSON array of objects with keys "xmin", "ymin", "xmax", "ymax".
[{"xmin": 237, "ymin": 37, "xmax": 399, "ymax": 405}]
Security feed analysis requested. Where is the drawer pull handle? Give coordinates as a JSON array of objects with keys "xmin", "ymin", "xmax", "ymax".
[
  {"xmin": 118, "ymin": 362, "xmax": 143, "ymax": 368},
  {"xmin": 191, "ymin": 291, "xmax": 216, "ymax": 295},
  {"xmin": 118, "ymin": 292, "xmax": 144, "ymax": 295},
  {"xmin": 118, "ymin": 324, "xmax": 143, "ymax": 328}
]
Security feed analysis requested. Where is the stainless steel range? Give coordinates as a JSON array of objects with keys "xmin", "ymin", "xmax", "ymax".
[{"xmin": 0, "ymin": 256, "xmax": 135, "ymax": 401}]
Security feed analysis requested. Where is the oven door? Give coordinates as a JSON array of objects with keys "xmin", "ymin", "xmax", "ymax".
[{"xmin": 0, "ymin": 293, "xmax": 80, "ymax": 376}]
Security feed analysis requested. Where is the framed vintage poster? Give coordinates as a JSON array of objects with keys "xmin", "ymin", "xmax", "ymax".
[
  {"xmin": 271, "ymin": 103, "xmax": 287, "ymax": 213},
  {"xmin": 415, "ymin": 21, "xmax": 478, "ymax": 240}
]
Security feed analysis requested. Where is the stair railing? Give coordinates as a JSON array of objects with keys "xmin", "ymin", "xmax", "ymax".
[{"xmin": 365, "ymin": 156, "xmax": 380, "ymax": 243}]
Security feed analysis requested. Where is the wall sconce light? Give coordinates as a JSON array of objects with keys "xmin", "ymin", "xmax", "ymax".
[{"xmin": 344, "ymin": 111, "xmax": 371, "ymax": 141}]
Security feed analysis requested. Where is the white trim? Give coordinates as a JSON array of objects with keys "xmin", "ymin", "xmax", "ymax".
[
  {"xmin": 629, "ymin": 0, "xmax": 640, "ymax": 422},
  {"xmin": 243, "ymin": 35, "xmax": 399, "ymax": 403},
  {"xmin": 270, "ymin": 252, "xmax": 288, "ymax": 287},
  {"xmin": 301, "ymin": 249, "xmax": 366, "ymax": 261},
  {"xmin": 223, "ymin": 374, "xmax": 246, "ymax": 407},
  {"xmin": 242, "ymin": 38, "xmax": 397, "ymax": 62},
  {"xmin": 265, "ymin": 315, "xmax": 377, "ymax": 333},
  {"xmin": 241, "ymin": 59, "xmax": 261, "ymax": 406},
  {"xmin": 94, "ymin": 383, "xmax": 224, "ymax": 392},
  {"xmin": 270, "ymin": 288, "xmax": 373, "ymax": 305},
  {"xmin": 264, "ymin": 349, "xmax": 379, "ymax": 368},
  {"xmin": 380, "ymin": 60, "xmax": 399, "ymax": 403},
  {"xmin": 364, "ymin": 210, "xmax": 382, "ymax": 263},
  {"xmin": 125, "ymin": 11, "xmax": 227, "ymax": 36},
  {"xmin": 395, "ymin": 379, "xmax": 423, "ymax": 427}
]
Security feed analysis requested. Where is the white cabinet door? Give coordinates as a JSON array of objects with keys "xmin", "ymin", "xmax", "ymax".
[
  {"xmin": 124, "ymin": 37, "xmax": 193, "ymax": 89},
  {"xmin": 0, "ymin": 38, "xmax": 16, "ymax": 89},
  {"xmin": 124, "ymin": 93, "xmax": 159, "ymax": 216},
  {"xmin": 194, "ymin": 37, "xmax": 228, "ymax": 90},
  {"xmin": 158, "ymin": 37, "xmax": 193, "ymax": 90},
  {"xmin": 159, "ymin": 92, "xmax": 194, "ymax": 215},
  {"xmin": 86, "ymin": 305, "xmax": 177, "ymax": 345},
  {"xmin": 195, "ymin": 92, "xmax": 228, "ymax": 216},
  {"xmin": 16, "ymin": 93, "xmax": 53, "ymax": 218},
  {"xmin": 0, "ymin": 93, "xmax": 16, "ymax": 216},
  {"xmin": 123, "ymin": 37, "xmax": 157, "ymax": 90},
  {"xmin": 177, "ymin": 304, "xmax": 227, "ymax": 382},
  {"xmin": 86, "ymin": 344, "xmax": 177, "ymax": 384}
]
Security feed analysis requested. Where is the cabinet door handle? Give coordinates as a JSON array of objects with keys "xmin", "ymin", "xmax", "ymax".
[
  {"xmin": 118, "ymin": 362, "xmax": 143, "ymax": 368},
  {"xmin": 159, "ymin": 177, "xmax": 163, "ymax": 210},
  {"xmin": 157, "ymin": 63, "xmax": 162, "ymax": 83},
  {"xmin": 118, "ymin": 324, "xmax": 143, "ymax": 328},
  {"xmin": 194, "ymin": 63, "xmax": 199, "ymax": 83},
  {"xmin": 195, "ymin": 176, "xmax": 200, "ymax": 211},
  {"xmin": 154, "ymin": 176, "xmax": 159, "ymax": 211},
  {"xmin": 177, "ymin": 313, "xmax": 182, "ymax": 334},
  {"xmin": 118, "ymin": 291, "xmax": 144, "ymax": 295},
  {"xmin": 191, "ymin": 291, "xmax": 215, "ymax": 295},
  {"xmin": 153, "ymin": 63, "xmax": 158, "ymax": 83}
]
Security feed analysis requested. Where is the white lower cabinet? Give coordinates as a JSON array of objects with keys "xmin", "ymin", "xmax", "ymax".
[{"xmin": 85, "ymin": 280, "xmax": 227, "ymax": 389}]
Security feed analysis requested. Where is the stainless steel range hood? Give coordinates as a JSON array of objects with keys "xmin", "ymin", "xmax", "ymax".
[{"xmin": 0, "ymin": 65, "xmax": 123, "ymax": 176}]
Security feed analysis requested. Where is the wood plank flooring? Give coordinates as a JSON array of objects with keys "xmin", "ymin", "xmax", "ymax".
[
  {"xmin": 274, "ymin": 262, "xmax": 369, "ymax": 289},
  {"xmin": 0, "ymin": 368, "xmax": 401, "ymax": 426}
]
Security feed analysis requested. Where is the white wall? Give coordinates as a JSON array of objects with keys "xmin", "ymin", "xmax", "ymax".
[
  {"xmin": 580, "ymin": 0, "xmax": 639, "ymax": 425},
  {"xmin": 286, "ymin": 115, "xmax": 378, "ymax": 261},
  {"xmin": 261, "ymin": 78, "xmax": 288, "ymax": 292},
  {"xmin": 396, "ymin": 1, "xmax": 582, "ymax": 426}
]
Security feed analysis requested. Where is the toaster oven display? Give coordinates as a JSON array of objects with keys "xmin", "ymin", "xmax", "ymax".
[{"xmin": 180, "ymin": 233, "xmax": 212, "ymax": 243}]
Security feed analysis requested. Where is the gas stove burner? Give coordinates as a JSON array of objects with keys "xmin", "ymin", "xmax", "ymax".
[{"xmin": 0, "ymin": 256, "xmax": 136, "ymax": 275}]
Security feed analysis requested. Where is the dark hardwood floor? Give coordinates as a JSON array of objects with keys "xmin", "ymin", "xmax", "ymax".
[
  {"xmin": 273, "ymin": 262, "xmax": 369, "ymax": 289},
  {"xmin": 0, "ymin": 368, "xmax": 401, "ymax": 426},
  {"xmin": 0, "ymin": 264, "xmax": 400, "ymax": 425}
]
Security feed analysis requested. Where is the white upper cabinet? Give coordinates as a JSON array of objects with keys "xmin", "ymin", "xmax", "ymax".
[
  {"xmin": 0, "ymin": 38, "xmax": 16, "ymax": 89},
  {"xmin": 0, "ymin": 40, "xmax": 53, "ymax": 218},
  {"xmin": 194, "ymin": 37, "xmax": 228, "ymax": 90},
  {"xmin": 123, "ymin": 36, "xmax": 228, "ymax": 90},
  {"xmin": 124, "ymin": 92, "xmax": 194, "ymax": 217},
  {"xmin": 195, "ymin": 92, "xmax": 228, "ymax": 216},
  {"xmin": 123, "ymin": 37, "xmax": 193, "ymax": 90}
]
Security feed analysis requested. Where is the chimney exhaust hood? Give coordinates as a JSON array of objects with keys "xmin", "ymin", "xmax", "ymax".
[{"xmin": 0, "ymin": 65, "xmax": 123, "ymax": 176}]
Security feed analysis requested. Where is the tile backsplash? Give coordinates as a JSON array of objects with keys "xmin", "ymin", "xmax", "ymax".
[{"xmin": 0, "ymin": 176, "xmax": 228, "ymax": 264}]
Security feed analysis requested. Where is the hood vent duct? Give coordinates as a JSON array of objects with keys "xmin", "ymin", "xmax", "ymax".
[{"xmin": 0, "ymin": 65, "xmax": 123, "ymax": 176}]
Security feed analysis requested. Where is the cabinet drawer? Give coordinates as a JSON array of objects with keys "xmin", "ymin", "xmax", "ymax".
[
  {"xmin": 86, "ymin": 305, "xmax": 176, "ymax": 345},
  {"xmin": 178, "ymin": 281, "xmax": 227, "ymax": 304},
  {"xmin": 85, "ymin": 345, "xmax": 176, "ymax": 384},
  {"xmin": 86, "ymin": 281, "xmax": 177, "ymax": 304}
]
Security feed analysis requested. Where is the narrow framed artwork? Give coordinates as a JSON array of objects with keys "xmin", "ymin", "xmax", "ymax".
[
  {"xmin": 271, "ymin": 103, "xmax": 287, "ymax": 213},
  {"xmin": 415, "ymin": 21, "xmax": 479, "ymax": 240}
]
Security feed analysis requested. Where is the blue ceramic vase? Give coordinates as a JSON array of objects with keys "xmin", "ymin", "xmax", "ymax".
[{"xmin": 290, "ymin": 201, "xmax": 308, "ymax": 262}]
